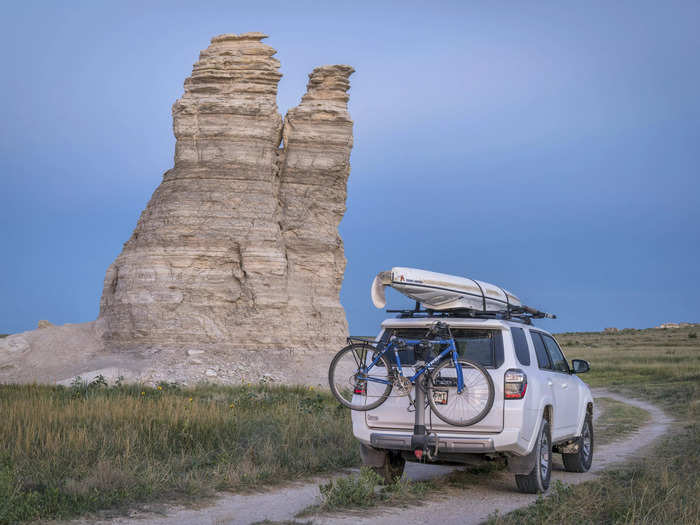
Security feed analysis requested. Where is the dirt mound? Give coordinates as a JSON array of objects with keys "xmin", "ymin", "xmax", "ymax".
[{"xmin": 0, "ymin": 322, "xmax": 329, "ymax": 387}]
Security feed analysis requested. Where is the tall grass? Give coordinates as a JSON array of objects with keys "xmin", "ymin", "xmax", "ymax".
[{"xmin": 0, "ymin": 382, "xmax": 358, "ymax": 524}]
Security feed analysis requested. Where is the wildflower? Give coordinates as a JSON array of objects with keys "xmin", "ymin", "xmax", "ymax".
[
  {"xmin": 309, "ymin": 386, "xmax": 314, "ymax": 391},
  {"xmin": 189, "ymin": 397, "xmax": 193, "ymax": 402},
  {"xmin": 229, "ymin": 403, "xmax": 235, "ymax": 408},
  {"xmin": 141, "ymin": 391, "xmax": 145, "ymax": 396},
  {"xmin": 157, "ymin": 385, "xmax": 163, "ymax": 391}
]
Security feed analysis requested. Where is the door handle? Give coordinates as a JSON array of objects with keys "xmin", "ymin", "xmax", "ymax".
[{"xmin": 561, "ymin": 383, "xmax": 568, "ymax": 389}]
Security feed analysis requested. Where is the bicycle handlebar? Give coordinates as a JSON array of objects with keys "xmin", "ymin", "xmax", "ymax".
[
  {"xmin": 425, "ymin": 321, "xmax": 451, "ymax": 339},
  {"xmin": 388, "ymin": 323, "xmax": 453, "ymax": 349}
]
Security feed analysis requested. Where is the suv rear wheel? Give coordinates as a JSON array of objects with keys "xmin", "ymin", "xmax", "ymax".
[
  {"xmin": 562, "ymin": 414, "xmax": 594, "ymax": 472},
  {"xmin": 515, "ymin": 418, "xmax": 552, "ymax": 494},
  {"xmin": 372, "ymin": 451, "xmax": 406, "ymax": 484}
]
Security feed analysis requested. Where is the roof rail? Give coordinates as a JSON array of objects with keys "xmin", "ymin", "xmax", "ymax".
[{"xmin": 386, "ymin": 302, "xmax": 556, "ymax": 325}]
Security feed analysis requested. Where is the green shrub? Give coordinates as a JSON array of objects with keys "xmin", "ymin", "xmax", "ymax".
[
  {"xmin": 318, "ymin": 468, "xmax": 382, "ymax": 510},
  {"xmin": 301, "ymin": 467, "xmax": 435, "ymax": 516}
]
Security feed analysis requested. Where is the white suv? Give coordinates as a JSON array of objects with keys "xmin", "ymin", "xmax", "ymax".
[{"xmin": 352, "ymin": 316, "xmax": 594, "ymax": 493}]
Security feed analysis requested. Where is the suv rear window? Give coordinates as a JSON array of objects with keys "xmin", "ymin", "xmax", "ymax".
[
  {"xmin": 510, "ymin": 327, "xmax": 531, "ymax": 366},
  {"xmin": 380, "ymin": 327, "xmax": 504, "ymax": 368},
  {"xmin": 530, "ymin": 331, "xmax": 552, "ymax": 369}
]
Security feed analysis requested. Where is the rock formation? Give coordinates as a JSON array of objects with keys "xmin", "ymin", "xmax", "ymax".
[{"xmin": 99, "ymin": 33, "xmax": 354, "ymax": 354}]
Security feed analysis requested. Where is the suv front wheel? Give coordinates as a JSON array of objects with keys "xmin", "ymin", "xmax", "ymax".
[{"xmin": 515, "ymin": 418, "xmax": 552, "ymax": 494}]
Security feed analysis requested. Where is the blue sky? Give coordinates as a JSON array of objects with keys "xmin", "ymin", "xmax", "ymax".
[{"xmin": 1, "ymin": 0, "xmax": 698, "ymax": 335}]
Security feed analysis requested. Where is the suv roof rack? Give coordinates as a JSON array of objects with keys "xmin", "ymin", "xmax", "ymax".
[{"xmin": 386, "ymin": 302, "xmax": 556, "ymax": 325}]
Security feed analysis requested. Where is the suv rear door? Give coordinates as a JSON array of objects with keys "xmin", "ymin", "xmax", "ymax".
[
  {"xmin": 530, "ymin": 330, "xmax": 580, "ymax": 438},
  {"xmin": 365, "ymin": 325, "xmax": 505, "ymax": 433}
]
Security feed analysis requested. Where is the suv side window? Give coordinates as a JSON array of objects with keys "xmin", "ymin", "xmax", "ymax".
[
  {"xmin": 510, "ymin": 327, "xmax": 531, "ymax": 366},
  {"xmin": 530, "ymin": 331, "xmax": 551, "ymax": 369},
  {"xmin": 452, "ymin": 329, "xmax": 504, "ymax": 369},
  {"xmin": 541, "ymin": 334, "xmax": 570, "ymax": 374}
]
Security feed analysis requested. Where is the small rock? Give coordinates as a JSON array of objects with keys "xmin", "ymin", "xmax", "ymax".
[
  {"xmin": 37, "ymin": 320, "xmax": 54, "ymax": 329},
  {"xmin": 205, "ymin": 369, "xmax": 217, "ymax": 377},
  {"xmin": 190, "ymin": 358, "xmax": 203, "ymax": 365},
  {"xmin": 187, "ymin": 349, "xmax": 205, "ymax": 356},
  {"xmin": 260, "ymin": 373, "xmax": 277, "ymax": 383}
]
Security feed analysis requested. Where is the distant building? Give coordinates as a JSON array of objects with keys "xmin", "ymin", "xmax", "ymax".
[{"xmin": 604, "ymin": 327, "xmax": 619, "ymax": 333}]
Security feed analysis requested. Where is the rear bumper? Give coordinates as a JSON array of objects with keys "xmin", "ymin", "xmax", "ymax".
[
  {"xmin": 352, "ymin": 400, "xmax": 536, "ymax": 457},
  {"xmin": 370, "ymin": 432, "xmax": 495, "ymax": 453},
  {"xmin": 354, "ymin": 421, "xmax": 532, "ymax": 456}
]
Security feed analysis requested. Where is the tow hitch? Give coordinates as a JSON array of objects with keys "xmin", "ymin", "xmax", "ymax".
[{"xmin": 411, "ymin": 376, "xmax": 439, "ymax": 461}]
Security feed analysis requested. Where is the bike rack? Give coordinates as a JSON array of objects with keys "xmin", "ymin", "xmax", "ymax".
[{"xmin": 410, "ymin": 375, "xmax": 438, "ymax": 460}]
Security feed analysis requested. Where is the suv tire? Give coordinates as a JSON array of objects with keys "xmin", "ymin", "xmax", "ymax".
[
  {"xmin": 515, "ymin": 418, "xmax": 552, "ymax": 494},
  {"xmin": 562, "ymin": 413, "xmax": 594, "ymax": 472},
  {"xmin": 372, "ymin": 451, "xmax": 406, "ymax": 484}
]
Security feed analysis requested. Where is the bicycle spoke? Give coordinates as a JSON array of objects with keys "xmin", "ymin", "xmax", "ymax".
[
  {"xmin": 349, "ymin": 346, "xmax": 361, "ymax": 368},
  {"xmin": 430, "ymin": 358, "xmax": 494, "ymax": 426},
  {"xmin": 329, "ymin": 344, "xmax": 393, "ymax": 410}
]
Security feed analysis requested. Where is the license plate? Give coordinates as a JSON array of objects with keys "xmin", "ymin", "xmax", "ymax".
[{"xmin": 432, "ymin": 390, "xmax": 448, "ymax": 405}]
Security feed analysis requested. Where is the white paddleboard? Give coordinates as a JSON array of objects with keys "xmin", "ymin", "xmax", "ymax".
[{"xmin": 371, "ymin": 267, "xmax": 521, "ymax": 312}]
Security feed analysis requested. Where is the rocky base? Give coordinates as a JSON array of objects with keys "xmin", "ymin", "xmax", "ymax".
[{"xmin": 0, "ymin": 324, "xmax": 332, "ymax": 387}]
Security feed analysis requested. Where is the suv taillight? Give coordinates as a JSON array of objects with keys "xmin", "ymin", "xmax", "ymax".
[{"xmin": 504, "ymin": 369, "xmax": 527, "ymax": 399}]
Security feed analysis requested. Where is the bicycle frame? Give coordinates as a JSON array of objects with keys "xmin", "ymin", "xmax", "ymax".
[{"xmin": 359, "ymin": 338, "xmax": 465, "ymax": 394}]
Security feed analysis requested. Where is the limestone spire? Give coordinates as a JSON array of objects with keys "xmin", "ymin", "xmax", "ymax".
[{"xmin": 99, "ymin": 34, "xmax": 353, "ymax": 355}]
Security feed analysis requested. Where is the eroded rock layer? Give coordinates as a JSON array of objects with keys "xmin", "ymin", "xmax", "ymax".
[{"xmin": 99, "ymin": 33, "xmax": 353, "ymax": 352}]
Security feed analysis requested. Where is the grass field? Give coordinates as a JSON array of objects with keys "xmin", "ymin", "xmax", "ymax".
[
  {"xmin": 0, "ymin": 382, "xmax": 357, "ymax": 524},
  {"xmin": 1, "ymin": 326, "xmax": 698, "ymax": 524},
  {"xmin": 489, "ymin": 325, "xmax": 700, "ymax": 524}
]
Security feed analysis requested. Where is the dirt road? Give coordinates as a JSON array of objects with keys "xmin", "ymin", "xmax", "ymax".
[{"xmin": 84, "ymin": 389, "xmax": 670, "ymax": 525}]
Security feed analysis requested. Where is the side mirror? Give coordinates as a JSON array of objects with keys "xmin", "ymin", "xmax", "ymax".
[{"xmin": 571, "ymin": 359, "xmax": 590, "ymax": 374}]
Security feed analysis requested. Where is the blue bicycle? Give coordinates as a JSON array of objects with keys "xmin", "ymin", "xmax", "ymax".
[{"xmin": 328, "ymin": 321, "xmax": 495, "ymax": 426}]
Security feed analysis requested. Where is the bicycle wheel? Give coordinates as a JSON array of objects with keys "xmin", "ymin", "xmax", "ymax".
[
  {"xmin": 328, "ymin": 344, "xmax": 393, "ymax": 411},
  {"xmin": 427, "ymin": 358, "xmax": 494, "ymax": 426}
]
